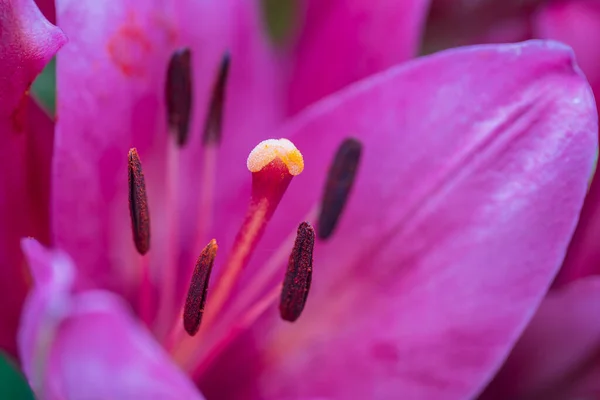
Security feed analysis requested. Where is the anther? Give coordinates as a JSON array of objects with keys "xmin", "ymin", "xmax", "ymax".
[
  {"xmin": 128, "ymin": 148, "xmax": 150, "ymax": 255},
  {"xmin": 202, "ymin": 53, "xmax": 230, "ymax": 146},
  {"xmin": 184, "ymin": 239, "xmax": 218, "ymax": 336},
  {"xmin": 318, "ymin": 138, "xmax": 362, "ymax": 240},
  {"xmin": 280, "ymin": 222, "xmax": 315, "ymax": 322},
  {"xmin": 166, "ymin": 48, "xmax": 193, "ymax": 147}
]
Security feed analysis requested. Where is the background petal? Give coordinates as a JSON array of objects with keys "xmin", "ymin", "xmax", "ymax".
[
  {"xmin": 533, "ymin": 0, "xmax": 600, "ymax": 286},
  {"xmin": 480, "ymin": 277, "xmax": 600, "ymax": 400},
  {"xmin": 18, "ymin": 239, "xmax": 203, "ymax": 400},
  {"xmin": 285, "ymin": 0, "xmax": 430, "ymax": 114},
  {"xmin": 422, "ymin": 0, "xmax": 541, "ymax": 53},
  {"xmin": 201, "ymin": 41, "xmax": 597, "ymax": 399},
  {"xmin": 0, "ymin": 0, "xmax": 65, "ymax": 358}
]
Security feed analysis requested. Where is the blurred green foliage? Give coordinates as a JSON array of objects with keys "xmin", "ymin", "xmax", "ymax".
[
  {"xmin": 261, "ymin": 0, "xmax": 297, "ymax": 46},
  {"xmin": 0, "ymin": 353, "xmax": 35, "ymax": 400},
  {"xmin": 32, "ymin": 57, "xmax": 56, "ymax": 116}
]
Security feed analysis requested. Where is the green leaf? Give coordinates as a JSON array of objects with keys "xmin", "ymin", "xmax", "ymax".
[{"xmin": 0, "ymin": 352, "xmax": 35, "ymax": 400}]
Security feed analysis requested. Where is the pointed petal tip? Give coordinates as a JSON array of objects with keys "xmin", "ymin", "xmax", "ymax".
[
  {"xmin": 11, "ymin": 0, "xmax": 68, "ymax": 67},
  {"xmin": 20, "ymin": 237, "xmax": 73, "ymax": 289},
  {"xmin": 18, "ymin": 242, "xmax": 205, "ymax": 399}
]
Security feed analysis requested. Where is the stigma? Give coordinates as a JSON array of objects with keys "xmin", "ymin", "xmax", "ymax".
[{"xmin": 247, "ymin": 138, "xmax": 304, "ymax": 176}]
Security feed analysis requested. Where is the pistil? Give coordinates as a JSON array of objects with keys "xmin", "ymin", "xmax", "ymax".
[{"xmin": 201, "ymin": 139, "xmax": 304, "ymax": 329}]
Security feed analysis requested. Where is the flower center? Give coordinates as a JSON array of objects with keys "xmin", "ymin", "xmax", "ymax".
[{"xmin": 126, "ymin": 49, "xmax": 363, "ymax": 377}]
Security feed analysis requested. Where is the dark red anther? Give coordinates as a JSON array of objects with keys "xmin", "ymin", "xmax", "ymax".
[
  {"xmin": 202, "ymin": 53, "xmax": 230, "ymax": 146},
  {"xmin": 317, "ymin": 138, "xmax": 362, "ymax": 240},
  {"xmin": 128, "ymin": 148, "xmax": 150, "ymax": 255},
  {"xmin": 280, "ymin": 222, "xmax": 315, "ymax": 322},
  {"xmin": 184, "ymin": 239, "xmax": 218, "ymax": 336},
  {"xmin": 166, "ymin": 48, "xmax": 193, "ymax": 147}
]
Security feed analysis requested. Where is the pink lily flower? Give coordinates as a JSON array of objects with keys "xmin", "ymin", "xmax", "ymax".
[{"xmin": 6, "ymin": 0, "xmax": 599, "ymax": 399}]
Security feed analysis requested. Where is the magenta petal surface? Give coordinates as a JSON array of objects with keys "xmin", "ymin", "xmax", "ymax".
[
  {"xmin": 202, "ymin": 41, "xmax": 597, "ymax": 399},
  {"xmin": 0, "ymin": 0, "xmax": 65, "ymax": 357},
  {"xmin": 53, "ymin": 0, "xmax": 182, "ymax": 296},
  {"xmin": 286, "ymin": 0, "xmax": 430, "ymax": 114},
  {"xmin": 480, "ymin": 277, "xmax": 600, "ymax": 400},
  {"xmin": 18, "ymin": 239, "xmax": 204, "ymax": 400}
]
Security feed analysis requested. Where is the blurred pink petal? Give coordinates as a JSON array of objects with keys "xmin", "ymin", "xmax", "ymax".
[
  {"xmin": 18, "ymin": 238, "xmax": 204, "ymax": 400},
  {"xmin": 480, "ymin": 276, "xmax": 600, "ymax": 399},
  {"xmin": 286, "ymin": 0, "xmax": 430, "ymax": 114},
  {"xmin": 0, "ymin": 0, "xmax": 65, "ymax": 357},
  {"xmin": 423, "ymin": 0, "xmax": 541, "ymax": 52},
  {"xmin": 201, "ymin": 40, "xmax": 597, "ymax": 399},
  {"xmin": 534, "ymin": 0, "xmax": 600, "ymax": 286}
]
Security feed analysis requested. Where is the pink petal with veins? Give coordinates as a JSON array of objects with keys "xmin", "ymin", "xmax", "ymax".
[{"xmin": 201, "ymin": 40, "xmax": 597, "ymax": 399}]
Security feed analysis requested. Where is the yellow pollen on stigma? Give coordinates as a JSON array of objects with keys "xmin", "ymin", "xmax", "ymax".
[{"xmin": 247, "ymin": 138, "xmax": 304, "ymax": 176}]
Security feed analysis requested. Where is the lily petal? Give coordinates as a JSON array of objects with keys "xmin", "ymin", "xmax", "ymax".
[
  {"xmin": 0, "ymin": 0, "xmax": 65, "ymax": 357},
  {"xmin": 53, "ymin": 0, "xmax": 180, "ymax": 297},
  {"xmin": 534, "ymin": 0, "xmax": 600, "ymax": 287},
  {"xmin": 480, "ymin": 277, "xmax": 600, "ymax": 400},
  {"xmin": 18, "ymin": 238, "xmax": 204, "ymax": 400},
  {"xmin": 202, "ymin": 41, "xmax": 597, "ymax": 399}
]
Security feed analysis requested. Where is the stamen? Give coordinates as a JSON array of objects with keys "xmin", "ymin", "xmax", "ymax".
[
  {"xmin": 184, "ymin": 239, "xmax": 218, "ymax": 336},
  {"xmin": 128, "ymin": 148, "xmax": 150, "ymax": 255},
  {"xmin": 166, "ymin": 48, "xmax": 193, "ymax": 147},
  {"xmin": 201, "ymin": 138, "xmax": 304, "ymax": 329},
  {"xmin": 202, "ymin": 53, "xmax": 230, "ymax": 146},
  {"xmin": 318, "ymin": 138, "xmax": 362, "ymax": 240},
  {"xmin": 280, "ymin": 222, "xmax": 315, "ymax": 322}
]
